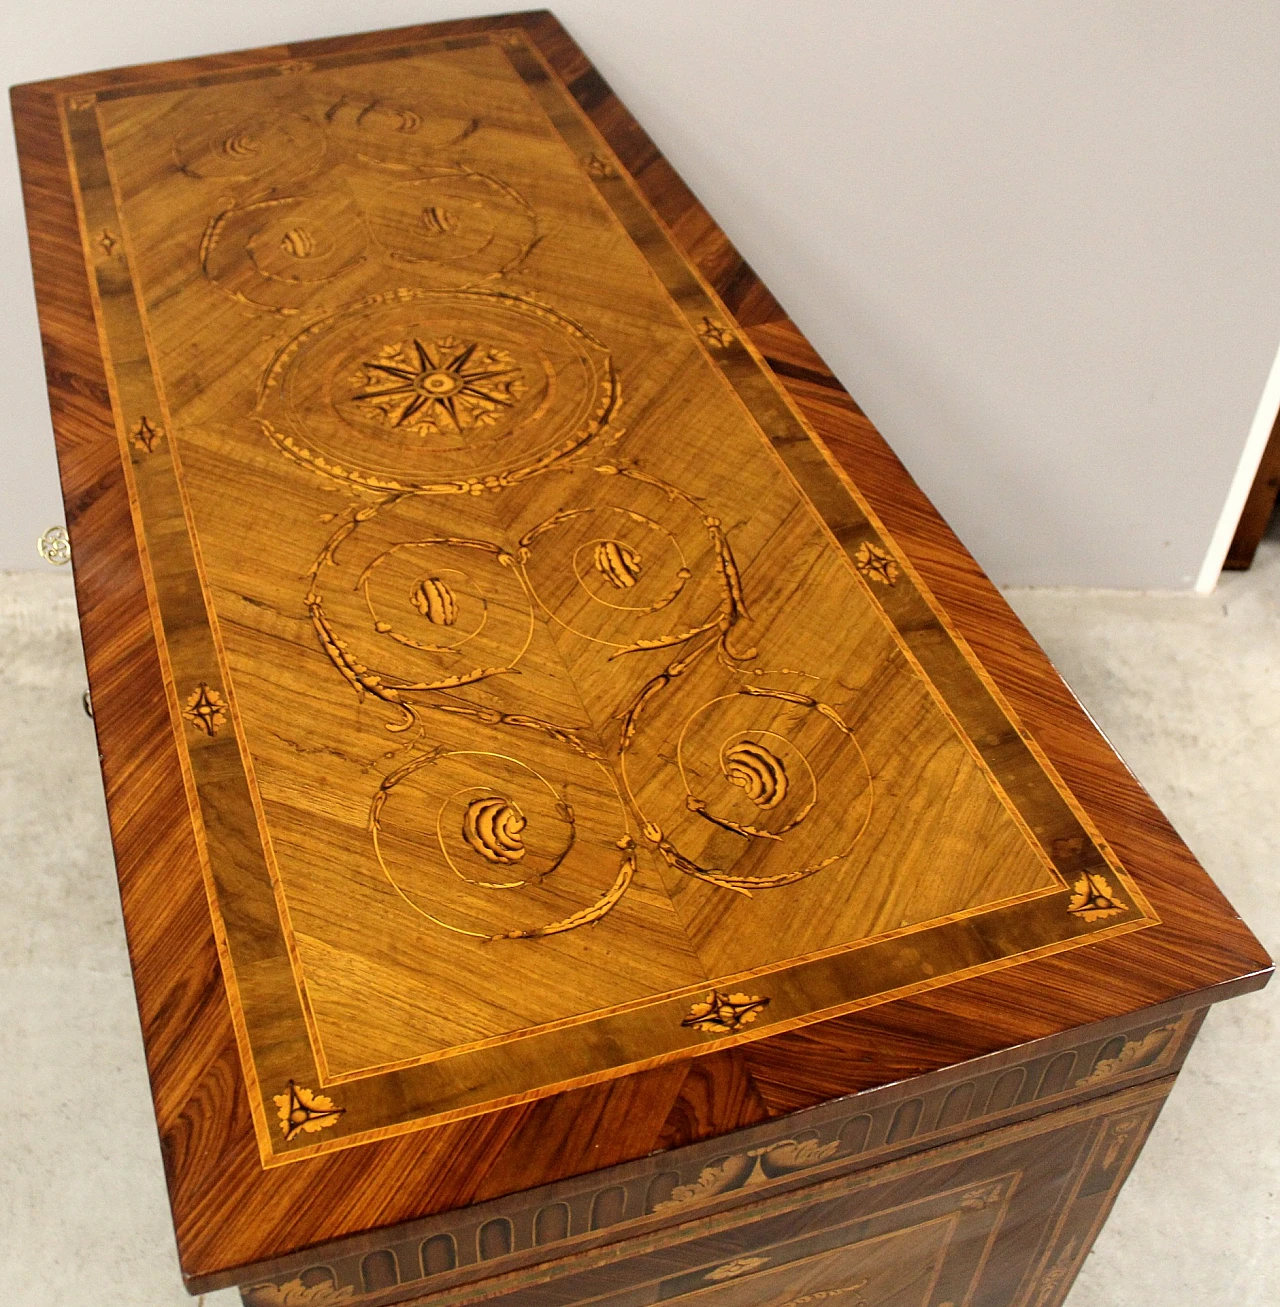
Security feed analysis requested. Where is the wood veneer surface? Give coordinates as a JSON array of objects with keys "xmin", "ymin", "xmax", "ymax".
[
  {"xmin": 10, "ymin": 9, "xmax": 1270, "ymax": 1289},
  {"xmin": 234, "ymin": 1005, "xmax": 1205, "ymax": 1303}
]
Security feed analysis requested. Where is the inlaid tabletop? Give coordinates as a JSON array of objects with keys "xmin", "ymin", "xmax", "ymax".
[
  {"xmin": 56, "ymin": 28, "xmax": 1162, "ymax": 1163},
  {"xmin": 12, "ymin": 10, "xmax": 1269, "ymax": 1286}
]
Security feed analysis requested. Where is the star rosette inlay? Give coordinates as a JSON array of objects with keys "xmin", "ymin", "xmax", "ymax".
[
  {"xmin": 130, "ymin": 415, "xmax": 164, "ymax": 453},
  {"xmin": 584, "ymin": 152, "xmax": 617, "ymax": 180},
  {"xmin": 697, "ymin": 316, "xmax": 735, "ymax": 349},
  {"xmin": 182, "ymin": 682, "xmax": 227, "ymax": 737},
  {"xmin": 854, "ymin": 540, "xmax": 899, "ymax": 586},
  {"xmin": 348, "ymin": 336, "xmax": 525, "ymax": 438},
  {"xmin": 681, "ymin": 989, "xmax": 771, "ymax": 1034}
]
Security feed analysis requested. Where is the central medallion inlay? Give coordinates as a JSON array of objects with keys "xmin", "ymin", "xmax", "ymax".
[{"xmin": 349, "ymin": 335, "xmax": 525, "ymax": 437}]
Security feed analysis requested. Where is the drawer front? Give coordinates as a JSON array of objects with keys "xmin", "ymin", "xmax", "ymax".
[
  {"xmin": 239, "ymin": 1009, "xmax": 1198, "ymax": 1305},
  {"xmin": 243, "ymin": 1078, "xmax": 1170, "ymax": 1307}
]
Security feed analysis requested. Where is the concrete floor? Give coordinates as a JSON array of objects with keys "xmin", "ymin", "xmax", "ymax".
[{"xmin": 0, "ymin": 535, "xmax": 1275, "ymax": 1307}]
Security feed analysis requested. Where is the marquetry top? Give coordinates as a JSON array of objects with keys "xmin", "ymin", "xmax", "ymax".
[{"xmin": 12, "ymin": 10, "xmax": 1269, "ymax": 1289}]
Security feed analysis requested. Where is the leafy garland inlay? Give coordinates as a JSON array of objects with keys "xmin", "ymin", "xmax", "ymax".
[
  {"xmin": 705, "ymin": 1257, "xmax": 770, "ymax": 1282},
  {"xmin": 1031, "ymin": 1238, "xmax": 1081, "ymax": 1307},
  {"xmin": 654, "ymin": 1137, "xmax": 840, "ymax": 1212},
  {"xmin": 775, "ymin": 1283, "xmax": 868, "ymax": 1307},
  {"xmin": 294, "ymin": 439, "xmax": 875, "ymax": 946},
  {"xmin": 243, "ymin": 1276, "xmax": 356, "ymax": 1306},
  {"xmin": 1080, "ymin": 1024, "xmax": 1176, "ymax": 1085}
]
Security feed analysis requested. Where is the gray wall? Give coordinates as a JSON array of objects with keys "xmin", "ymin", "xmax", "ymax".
[{"xmin": 3, "ymin": 1, "xmax": 1278, "ymax": 585}]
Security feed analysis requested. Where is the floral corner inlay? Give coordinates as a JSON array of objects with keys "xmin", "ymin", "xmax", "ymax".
[
  {"xmin": 854, "ymin": 541, "xmax": 899, "ymax": 586},
  {"xmin": 130, "ymin": 415, "xmax": 164, "ymax": 453},
  {"xmin": 682, "ymin": 989, "xmax": 770, "ymax": 1033},
  {"xmin": 276, "ymin": 60, "xmax": 315, "ymax": 75},
  {"xmin": 1067, "ymin": 872, "xmax": 1126, "ymax": 921},
  {"xmin": 697, "ymin": 316, "xmax": 735, "ymax": 349},
  {"xmin": 96, "ymin": 229, "xmax": 119, "ymax": 258},
  {"xmin": 704, "ymin": 1257, "xmax": 769, "ymax": 1282},
  {"xmin": 274, "ymin": 1080, "xmax": 345, "ymax": 1142},
  {"xmin": 182, "ymin": 682, "xmax": 227, "ymax": 737}
]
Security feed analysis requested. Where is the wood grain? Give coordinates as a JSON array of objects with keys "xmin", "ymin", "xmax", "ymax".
[
  {"xmin": 47, "ymin": 22, "xmax": 1169, "ymax": 1163},
  {"xmin": 231, "ymin": 1005, "xmax": 1204, "ymax": 1303},
  {"xmin": 11, "ymin": 9, "xmax": 1270, "ymax": 1292},
  {"xmin": 244, "ymin": 1078, "xmax": 1175, "ymax": 1307}
]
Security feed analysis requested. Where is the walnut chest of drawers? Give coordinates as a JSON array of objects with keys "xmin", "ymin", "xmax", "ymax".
[{"xmin": 11, "ymin": 11, "xmax": 1270, "ymax": 1307}]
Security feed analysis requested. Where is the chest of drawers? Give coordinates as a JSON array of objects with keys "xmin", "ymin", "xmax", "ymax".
[{"xmin": 11, "ymin": 11, "xmax": 1269, "ymax": 1305}]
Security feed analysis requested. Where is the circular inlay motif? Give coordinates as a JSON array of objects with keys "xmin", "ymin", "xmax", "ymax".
[
  {"xmin": 622, "ymin": 670, "xmax": 874, "ymax": 893},
  {"xmin": 306, "ymin": 504, "xmax": 535, "ymax": 729},
  {"xmin": 371, "ymin": 747, "xmax": 634, "ymax": 940},
  {"xmin": 173, "ymin": 111, "xmax": 326, "ymax": 181},
  {"xmin": 517, "ymin": 467, "xmax": 727, "ymax": 654},
  {"xmin": 202, "ymin": 189, "xmax": 369, "ymax": 312},
  {"xmin": 360, "ymin": 166, "xmax": 538, "ymax": 283},
  {"xmin": 258, "ymin": 288, "xmax": 617, "ymax": 493},
  {"xmin": 324, "ymin": 89, "xmax": 477, "ymax": 171},
  {"xmin": 346, "ymin": 335, "xmax": 526, "ymax": 440}
]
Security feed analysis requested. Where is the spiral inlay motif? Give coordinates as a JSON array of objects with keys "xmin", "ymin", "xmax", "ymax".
[
  {"xmin": 462, "ymin": 797, "xmax": 527, "ymax": 864},
  {"xmin": 723, "ymin": 741, "xmax": 788, "ymax": 810}
]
